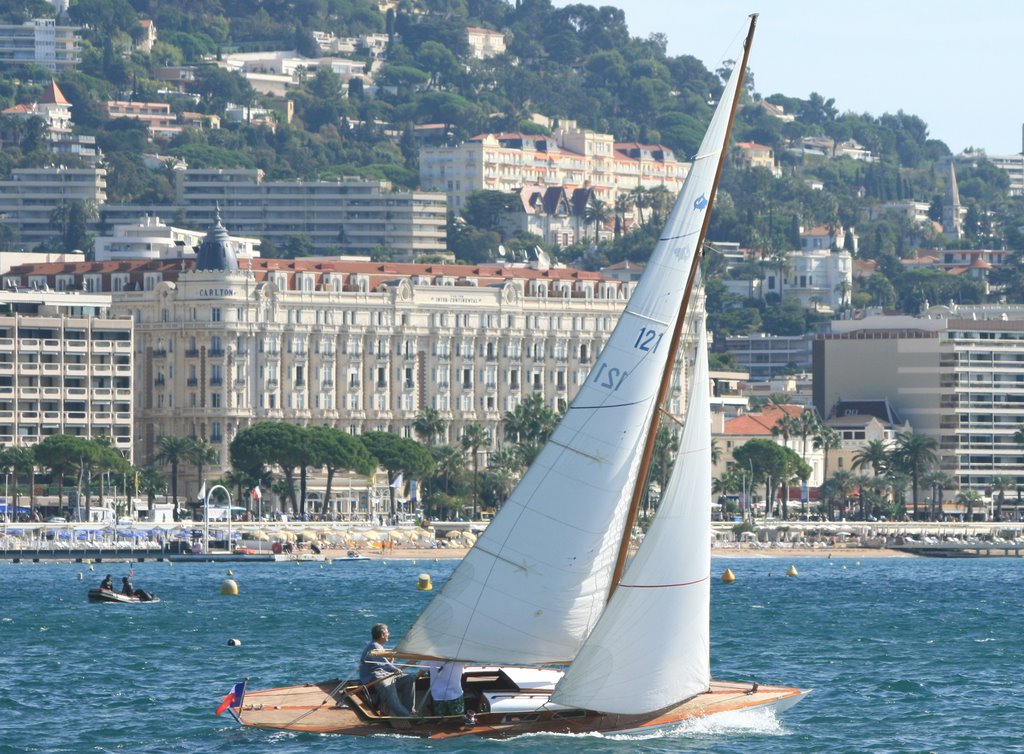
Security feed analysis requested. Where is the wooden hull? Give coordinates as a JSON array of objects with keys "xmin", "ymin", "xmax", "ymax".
[{"xmin": 234, "ymin": 678, "xmax": 807, "ymax": 739}]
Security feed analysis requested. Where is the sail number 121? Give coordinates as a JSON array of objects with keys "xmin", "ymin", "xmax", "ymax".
[{"xmin": 634, "ymin": 327, "xmax": 664, "ymax": 353}]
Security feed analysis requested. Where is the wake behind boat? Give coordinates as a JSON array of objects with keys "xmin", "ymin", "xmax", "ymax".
[{"xmin": 224, "ymin": 15, "xmax": 807, "ymax": 738}]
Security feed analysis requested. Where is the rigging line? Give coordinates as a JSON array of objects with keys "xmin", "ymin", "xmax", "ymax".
[
  {"xmin": 567, "ymin": 397, "xmax": 651, "ymax": 411},
  {"xmin": 659, "ymin": 230, "xmax": 702, "ymax": 242},
  {"xmin": 618, "ymin": 575, "xmax": 710, "ymax": 589}
]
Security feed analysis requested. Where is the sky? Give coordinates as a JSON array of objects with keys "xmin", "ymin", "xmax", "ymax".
[{"xmin": 551, "ymin": 0, "xmax": 1024, "ymax": 156}]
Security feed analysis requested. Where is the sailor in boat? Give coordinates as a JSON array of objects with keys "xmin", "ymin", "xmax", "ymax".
[
  {"xmin": 357, "ymin": 623, "xmax": 416, "ymax": 717},
  {"xmin": 99, "ymin": 574, "xmax": 113, "ymax": 591},
  {"xmin": 121, "ymin": 576, "xmax": 134, "ymax": 596},
  {"xmin": 420, "ymin": 660, "xmax": 475, "ymax": 725}
]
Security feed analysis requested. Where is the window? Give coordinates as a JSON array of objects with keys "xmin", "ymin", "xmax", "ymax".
[{"xmin": 211, "ymin": 307, "xmax": 222, "ymax": 322}]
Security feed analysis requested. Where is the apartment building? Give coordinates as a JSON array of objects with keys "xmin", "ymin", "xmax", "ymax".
[
  {"xmin": 0, "ymin": 18, "xmax": 80, "ymax": 71},
  {"xmin": 0, "ymin": 287, "xmax": 133, "ymax": 458},
  {"xmin": 0, "ymin": 167, "xmax": 107, "ymax": 250},
  {"xmin": 724, "ymin": 333, "xmax": 813, "ymax": 381},
  {"xmin": 420, "ymin": 121, "xmax": 690, "ymax": 210},
  {"xmin": 104, "ymin": 101, "xmax": 181, "ymax": 140},
  {"xmin": 986, "ymin": 152, "xmax": 1024, "ymax": 197},
  {"xmin": 97, "ymin": 169, "xmax": 448, "ymax": 258},
  {"xmin": 3, "ymin": 216, "xmax": 635, "ymax": 478},
  {"xmin": 814, "ymin": 305, "xmax": 1024, "ymax": 499}
]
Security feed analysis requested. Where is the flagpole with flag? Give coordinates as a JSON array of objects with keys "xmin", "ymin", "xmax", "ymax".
[
  {"xmin": 389, "ymin": 473, "xmax": 404, "ymax": 524},
  {"xmin": 215, "ymin": 679, "xmax": 247, "ymax": 722},
  {"xmin": 252, "ymin": 485, "xmax": 262, "ymax": 522}
]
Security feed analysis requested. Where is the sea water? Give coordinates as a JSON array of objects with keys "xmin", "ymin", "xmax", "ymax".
[{"xmin": 0, "ymin": 555, "xmax": 1021, "ymax": 754}]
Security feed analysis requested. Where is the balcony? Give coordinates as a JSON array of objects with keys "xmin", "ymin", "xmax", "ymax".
[
  {"xmin": 155, "ymin": 377, "xmax": 165, "ymax": 386},
  {"xmin": 185, "ymin": 348, "xmax": 199, "ymax": 357},
  {"xmin": 186, "ymin": 377, "xmax": 198, "ymax": 387},
  {"xmin": 210, "ymin": 377, "xmax": 223, "ymax": 387},
  {"xmin": 209, "ymin": 348, "xmax": 225, "ymax": 357},
  {"xmin": 152, "ymin": 348, "xmax": 167, "ymax": 357}
]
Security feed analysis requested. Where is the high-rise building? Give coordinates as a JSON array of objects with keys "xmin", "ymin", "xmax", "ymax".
[
  {"xmin": 0, "ymin": 18, "xmax": 81, "ymax": 71},
  {"xmin": 814, "ymin": 305, "xmax": 1024, "ymax": 501},
  {"xmin": 98, "ymin": 169, "xmax": 448, "ymax": 258},
  {"xmin": 0, "ymin": 287, "xmax": 133, "ymax": 458},
  {"xmin": 0, "ymin": 167, "xmax": 107, "ymax": 250}
]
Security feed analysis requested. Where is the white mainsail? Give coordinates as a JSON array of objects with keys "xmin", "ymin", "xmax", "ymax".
[
  {"xmin": 551, "ymin": 324, "xmax": 712, "ymax": 713},
  {"xmin": 397, "ymin": 41, "xmax": 748, "ymax": 667}
]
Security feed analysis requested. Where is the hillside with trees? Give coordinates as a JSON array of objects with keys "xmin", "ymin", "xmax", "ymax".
[{"xmin": 1, "ymin": 0, "xmax": 1023, "ymax": 327}]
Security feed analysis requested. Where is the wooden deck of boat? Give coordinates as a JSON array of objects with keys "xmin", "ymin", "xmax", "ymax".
[{"xmin": 235, "ymin": 679, "xmax": 806, "ymax": 738}]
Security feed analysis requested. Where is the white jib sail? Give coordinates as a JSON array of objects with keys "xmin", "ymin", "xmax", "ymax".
[
  {"xmin": 397, "ymin": 50, "xmax": 746, "ymax": 667},
  {"xmin": 552, "ymin": 324, "xmax": 711, "ymax": 714}
]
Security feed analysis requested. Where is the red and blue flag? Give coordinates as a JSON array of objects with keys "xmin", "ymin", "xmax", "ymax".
[{"xmin": 215, "ymin": 681, "xmax": 246, "ymax": 720}]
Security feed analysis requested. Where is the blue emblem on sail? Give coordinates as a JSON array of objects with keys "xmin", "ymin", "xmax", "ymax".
[{"xmin": 693, "ymin": 194, "xmax": 709, "ymax": 211}]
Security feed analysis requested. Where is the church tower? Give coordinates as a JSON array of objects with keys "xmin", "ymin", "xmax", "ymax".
[{"xmin": 942, "ymin": 160, "xmax": 964, "ymax": 239}]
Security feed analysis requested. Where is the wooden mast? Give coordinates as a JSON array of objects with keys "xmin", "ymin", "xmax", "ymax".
[{"xmin": 608, "ymin": 15, "xmax": 758, "ymax": 597}]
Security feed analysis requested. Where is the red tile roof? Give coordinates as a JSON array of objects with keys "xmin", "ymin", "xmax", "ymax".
[
  {"xmin": 722, "ymin": 404, "xmax": 805, "ymax": 436},
  {"xmin": 38, "ymin": 80, "xmax": 69, "ymax": 106}
]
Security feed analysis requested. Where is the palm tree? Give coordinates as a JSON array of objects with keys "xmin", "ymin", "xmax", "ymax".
[
  {"xmin": 135, "ymin": 466, "xmax": 165, "ymax": 507},
  {"xmin": 956, "ymin": 490, "xmax": 982, "ymax": 521},
  {"xmin": 820, "ymin": 469, "xmax": 854, "ymax": 521},
  {"xmin": 613, "ymin": 194, "xmax": 632, "ymax": 237},
  {"xmin": 583, "ymin": 198, "xmax": 610, "ymax": 242},
  {"xmin": 834, "ymin": 279, "xmax": 852, "ymax": 310},
  {"xmin": 188, "ymin": 438, "xmax": 218, "ymax": 498},
  {"xmin": 154, "ymin": 435, "xmax": 193, "ymax": 518},
  {"xmin": 431, "ymin": 444, "xmax": 466, "ymax": 496},
  {"xmin": 769, "ymin": 248, "xmax": 791, "ymax": 300},
  {"xmin": 7, "ymin": 446, "xmax": 36, "ymax": 514},
  {"xmin": 991, "ymin": 474, "xmax": 1015, "ymax": 521},
  {"xmin": 852, "ymin": 439, "xmax": 888, "ymax": 478},
  {"xmin": 813, "ymin": 425, "xmax": 841, "ymax": 482},
  {"xmin": 771, "ymin": 412, "xmax": 799, "ymax": 453},
  {"xmin": 892, "ymin": 431, "xmax": 938, "ymax": 520},
  {"xmin": 796, "ymin": 410, "xmax": 819, "ymax": 463},
  {"xmin": 413, "ymin": 407, "xmax": 446, "ymax": 446},
  {"xmin": 923, "ymin": 469, "xmax": 955, "ymax": 520},
  {"xmin": 502, "ymin": 392, "xmax": 559, "ymax": 466},
  {"xmin": 460, "ymin": 423, "xmax": 491, "ymax": 517},
  {"xmin": 647, "ymin": 186, "xmax": 673, "ymax": 225},
  {"xmin": 629, "ymin": 186, "xmax": 649, "ymax": 225}
]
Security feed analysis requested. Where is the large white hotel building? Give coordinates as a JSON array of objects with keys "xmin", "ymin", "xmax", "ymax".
[
  {"xmin": 2, "ymin": 217, "xmax": 635, "ymax": 477},
  {"xmin": 420, "ymin": 122, "xmax": 691, "ymax": 210}
]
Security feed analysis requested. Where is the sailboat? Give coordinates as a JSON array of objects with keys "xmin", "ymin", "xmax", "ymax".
[{"xmin": 224, "ymin": 15, "xmax": 806, "ymax": 738}]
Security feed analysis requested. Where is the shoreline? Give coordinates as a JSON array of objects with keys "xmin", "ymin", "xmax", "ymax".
[{"xmin": 319, "ymin": 545, "xmax": 914, "ymax": 561}]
